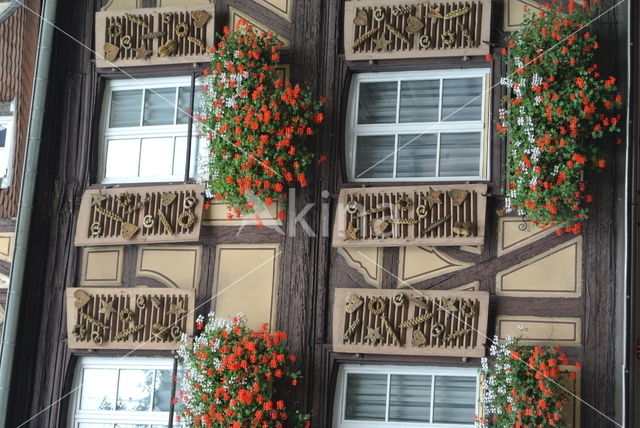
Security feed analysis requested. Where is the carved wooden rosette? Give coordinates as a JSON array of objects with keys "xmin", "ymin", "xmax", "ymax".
[
  {"xmin": 332, "ymin": 184, "xmax": 487, "ymax": 247},
  {"xmin": 66, "ymin": 287, "xmax": 195, "ymax": 350},
  {"xmin": 74, "ymin": 184, "xmax": 204, "ymax": 246},
  {"xmin": 95, "ymin": 5, "xmax": 214, "ymax": 67},
  {"xmin": 333, "ymin": 288, "xmax": 489, "ymax": 357},
  {"xmin": 344, "ymin": 0, "xmax": 491, "ymax": 60}
]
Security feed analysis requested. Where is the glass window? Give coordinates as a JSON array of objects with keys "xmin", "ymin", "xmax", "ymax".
[
  {"xmin": 334, "ymin": 365, "xmax": 478, "ymax": 427},
  {"xmin": 70, "ymin": 357, "xmax": 176, "ymax": 428},
  {"xmin": 346, "ymin": 70, "xmax": 489, "ymax": 182},
  {"xmin": 100, "ymin": 77, "xmax": 202, "ymax": 184}
]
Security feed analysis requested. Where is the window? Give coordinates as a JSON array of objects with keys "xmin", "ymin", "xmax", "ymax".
[
  {"xmin": 333, "ymin": 365, "xmax": 479, "ymax": 428},
  {"xmin": 99, "ymin": 77, "xmax": 203, "ymax": 184},
  {"xmin": 345, "ymin": 69, "xmax": 490, "ymax": 182},
  {"xmin": 69, "ymin": 357, "xmax": 177, "ymax": 428},
  {"xmin": 0, "ymin": 100, "xmax": 15, "ymax": 189}
]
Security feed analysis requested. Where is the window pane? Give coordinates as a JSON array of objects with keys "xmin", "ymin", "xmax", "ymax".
[
  {"xmin": 354, "ymin": 135, "xmax": 395, "ymax": 179},
  {"xmin": 399, "ymin": 80, "xmax": 439, "ymax": 123},
  {"xmin": 116, "ymin": 369, "xmax": 154, "ymax": 411},
  {"xmin": 389, "ymin": 375, "xmax": 430, "ymax": 422},
  {"xmin": 153, "ymin": 370, "xmax": 173, "ymax": 412},
  {"xmin": 357, "ymin": 82, "xmax": 397, "ymax": 124},
  {"xmin": 433, "ymin": 376, "xmax": 476, "ymax": 424},
  {"xmin": 442, "ymin": 78, "xmax": 483, "ymax": 121},
  {"xmin": 0, "ymin": 125, "xmax": 6, "ymax": 148},
  {"xmin": 396, "ymin": 134, "xmax": 437, "ymax": 178},
  {"xmin": 176, "ymin": 87, "xmax": 191, "ymax": 124},
  {"xmin": 143, "ymin": 87, "xmax": 177, "ymax": 126},
  {"xmin": 80, "ymin": 369, "xmax": 118, "ymax": 410},
  {"xmin": 113, "ymin": 425, "xmax": 147, "ymax": 428},
  {"xmin": 173, "ymin": 136, "xmax": 188, "ymax": 178},
  {"xmin": 78, "ymin": 424, "xmax": 112, "ymax": 428},
  {"xmin": 110, "ymin": 90, "xmax": 142, "ymax": 127},
  {"xmin": 439, "ymin": 133, "xmax": 481, "ymax": 177},
  {"xmin": 105, "ymin": 139, "xmax": 140, "ymax": 178},
  {"xmin": 345, "ymin": 373, "xmax": 387, "ymax": 421},
  {"xmin": 139, "ymin": 138, "xmax": 175, "ymax": 177}
]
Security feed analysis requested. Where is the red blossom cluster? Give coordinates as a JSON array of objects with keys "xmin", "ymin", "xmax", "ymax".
[
  {"xmin": 493, "ymin": 0, "xmax": 622, "ymax": 233},
  {"xmin": 197, "ymin": 19, "xmax": 325, "ymax": 222},
  {"xmin": 178, "ymin": 316, "xmax": 310, "ymax": 427},
  {"xmin": 479, "ymin": 337, "xmax": 581, "ymax": 428}
]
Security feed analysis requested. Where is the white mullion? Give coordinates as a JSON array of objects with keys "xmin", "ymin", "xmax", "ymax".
[
  {"xmin": 140, "ymin": 88, "xmax": 146, "ymax": 126},
  {"xmin": 385, "ymin": 374, "xmax": 391, "ymax": 422},
  {"xmin": 137, "ymin": 138, "xmax": 143, "ymax": 177},
  {"xmin": 149, "ymin": 369, "xmax": 157, "ymax": 415},
  {"xmin": 395, "ymin": 80, "xmax": 401, "ymax": 123},
  {"xmin": 429, "ymin": 374, "xmax": 435, "ymax": 423},
  {"xmin": 392, "ymin": 134, "xmax": 398, "ymax": 178},
  {"xmin": 173, "ymin": 87, "xmax": 180, "ymax": 125},
  {"xmin": 435, "ymin": 133, "xmax": 441, "ymax": 177},
  {"xmin": 438, "ymin": 78, "xmax": 444, "ymax": 122}
]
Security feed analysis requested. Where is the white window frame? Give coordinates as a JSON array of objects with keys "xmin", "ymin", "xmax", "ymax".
[
  {"xmin": 333, "ymin": 364, "xmax": 479, "ymax": 428},
  {"xmin": 98, "ymin": 76, "xmax": 199, "ymax": 184},
  {"xmin": 68, "ymin": 356, "xmax": 176, "ymax": 428},
  {"xmin": 0, "ymin": 99, "xmax": 16, "ymax": 189},
  {"xmin": 345, "ymin": 69, "xmax": 491, "ymax": 183}
]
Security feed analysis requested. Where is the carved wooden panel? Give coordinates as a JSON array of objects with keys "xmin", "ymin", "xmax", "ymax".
[
  {"xmin": 344, "ymin": 0, "xmax": 491, "ymax": 60},
  {"xmin": 95, "ymin": 5, "xmax": 214, "ymax": 68},
  {"xmin": 74, "ymin": 184, "xmax": 204, "ymax": 246},
  {"xmin": 66, "ymin": 287, "xmax": 195, "ymax": 350},
  {"xmin": 333, "ymin": 288, "xmax": 489, "ymax": 357},
  {"xmin": 332, "ymin": 184, "xmax": 487, "ymax": 247}
]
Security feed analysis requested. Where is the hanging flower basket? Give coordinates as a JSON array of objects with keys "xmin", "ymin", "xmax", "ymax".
[
  {"xmin": 494, "ymin": 0, "xmax": 622, "ymax": 234},
  {"xmin": 196, "ymin": 20, "xmax": 325, "ymax": 222},
  {"xmin": 177, "ymin": 314, "xmax": 310, "ymax": 427},
  {"xmin": 477, "ymin": 335, "xmax": 581, "ymax": 427}
]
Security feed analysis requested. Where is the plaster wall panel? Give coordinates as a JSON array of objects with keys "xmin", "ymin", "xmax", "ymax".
[
  {"xmin": 503, "ymin": 0, "xmax": 545, "ymax": 31},
  {"xmin": 497, "ymin": 217, "xmax": 559, "ymax": 256},
  {"xmin": 336, "ymin": 247, "xmax": 383, "ymax": 288},
  {"xmin": 496, "ymin": 316, "xmax": 581, "ymax": 346},
  {"xmin": 0, "ymin": 232, "xmax": 13, "ymax": 261},
  {"xmin": 80, "ymin": 246, "xmax": 124, "ymax": 286},
  {"xmin": 202, "ymin": 201, "xmax": 282, "ymax": 226},
  {"xmin": 229, "ymin": 6, "xmax": 291, "ymax": 47},
  {"xmin": 213, "ymin": 244, "xmax": 280, "ymax": 330},
  {"xmin": 252, "ymin": 0, "xmax": 293, "ymax": 21},
  {"xmin": 398, "ymin": 246, "xmax": 473, "ymax": 287},
  {"xmin": 136, "ymin": 245, "xmax": 202, "ymax": 289},
  {"xmin": 496, "ymin": 237, "xmax": 582, "ymax": 298}
]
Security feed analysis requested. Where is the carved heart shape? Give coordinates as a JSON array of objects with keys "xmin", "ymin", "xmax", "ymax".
[
  {"xmin": 353, "ymin": 9, "xmax": 368, "ymax": 26},
  {"xmin": 158, "ymin": 39, "xmax": 178, "ymax": 57},
  {"xmin": 411, "ymin": 330, "xmax": 427, "ymax": 346},
  {"xmin": 74, "ymin": 289, "xmax": 91, "ymax": 309},
  {"xmin": 104, "ymin": 43, "xmax": 120, "ymax": 62},
  {"xmin": 406, "ymin": 16, "xmax": 424, "ymax": 34},
  {"xmin": 191, "ymin": 10, "xmax": 211, "ymax": 28},
  {"xmin": 121, "ymin": 222, "xmax": 139, "ymax": 240},
  {"xmin": 448, "ymin": 189, "xmax": 469, "ymax": 206},
  {"xmin": 345, "ymin": 294, "xmax": 363, "ymax": 314},
  {"xmin": 161, "ymin": 192, "xmax": 177, "ymax": 207}
]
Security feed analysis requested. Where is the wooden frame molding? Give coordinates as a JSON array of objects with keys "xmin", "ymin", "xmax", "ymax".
[
  {"xmin": 332, "ymin": 184, "xmax": 488, "ymax": 247},
  {"xmin": 95, "ymin": 4, "xmax": 215, "ymax": 68},
  {"xmin": 229, "ymin": 6, "xmax": 291, "ymax": 48},
  {"xmin": 344, "ymin": 0, "xmax": 491, "ymax": 61},
  {"xmin": 65, "ymin": 287, "xmax": 195, "ymax": 350},
  {"xmin": 333, "ymin": 288, "xmax": 489, "ymax": 357},
  {"xmin": 74, "ymin": 184, "xmax": 204, "ymax": 246}
]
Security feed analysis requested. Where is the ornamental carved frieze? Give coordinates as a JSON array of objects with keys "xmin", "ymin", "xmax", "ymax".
[
  {"xmin": 333, "ymin": 288, "xmax": 489, "ymax": 357},
  {"xmin": 344, "ymin": 0, "xmax": 491, "ymax": 60}
]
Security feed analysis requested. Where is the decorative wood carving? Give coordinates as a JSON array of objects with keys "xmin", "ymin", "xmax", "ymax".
[
  {"xmin": 332, "ymin": 184, "xmax": 487, "ymax": 247},
  {"xmin": 344, "ymin": 0, "xmax": 491, "ymax": 60},
  {"xmin": 65, "ymin": 287, "xmax": 195, "ymax": 350},
  {"xmin": 95, "ymin": 5, "xmax": 215, "ymax": 68},
  {"xmin": 333, "ymin": 288, "xmax": 489, "ymax": 357},
  {"xmin": 74, "ymin": 184, "xmax": 204, "ymax": 246}
]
